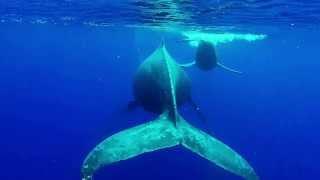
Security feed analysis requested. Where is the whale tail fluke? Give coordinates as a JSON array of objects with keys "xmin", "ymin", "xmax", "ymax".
[
  {"xmin": 82, "ymin": 113, "xmax": 258, "ymax": 180},
  {"xmin": 81, "ymin": 112, "xmax": 180, "ymax": 180},
  {"xmin": 179, "ymin": 117, "xmax": 259, "ymax": 180}
]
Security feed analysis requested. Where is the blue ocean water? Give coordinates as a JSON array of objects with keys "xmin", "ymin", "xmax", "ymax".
[{"xmin": 1, "ymin": 1, "xmax": 320, "ymax": 180}]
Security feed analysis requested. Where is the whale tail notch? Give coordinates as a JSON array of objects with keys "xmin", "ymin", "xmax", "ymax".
[{"xmin": 81, "ymin": 113, "xmax": 259, "ymax": 180}]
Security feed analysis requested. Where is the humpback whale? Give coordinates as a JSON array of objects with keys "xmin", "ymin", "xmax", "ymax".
[
  {"xmin": 180, "ymin": 40, "xmax": 242, "ymax": 74},
  {"xmin": 81, "ymin": 43, "xmax": 258, "ymax": 180}
]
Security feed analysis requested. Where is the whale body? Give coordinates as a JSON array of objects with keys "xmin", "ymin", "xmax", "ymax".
[{"xmin": 81, "ymin": 44, "xmax": 258, "ymax": 180}]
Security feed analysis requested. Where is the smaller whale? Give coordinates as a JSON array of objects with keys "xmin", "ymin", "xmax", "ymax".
[{"xmin": 180, "ymin": 40, "xmax": 242, "ymax": 74}]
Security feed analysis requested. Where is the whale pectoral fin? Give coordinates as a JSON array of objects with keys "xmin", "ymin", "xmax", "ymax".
[
  {"xmin": 179, "ymin": 60, "xmax": 196, "ymax": 68},
  {"xmin": 82, "ymin": 114, "xmax": 180, "ymax": 180},
  {"xmin": 217, "ymin": 62, "xmax": 243, "ymax": 74},
  {"xmin": 179, "ymin": 120, "xmax": 259, "ymax": 180}
]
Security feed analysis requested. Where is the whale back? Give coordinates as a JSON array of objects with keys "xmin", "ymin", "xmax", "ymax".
[{"xmin": 133, "ymin": 44, "xmax": 191, "ymax": 118}]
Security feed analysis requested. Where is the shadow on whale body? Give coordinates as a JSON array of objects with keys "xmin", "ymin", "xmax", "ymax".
[{"xmin": 81, "ymin": 43, "xmax": 259, "ymax": 180}]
